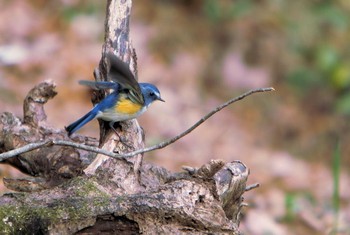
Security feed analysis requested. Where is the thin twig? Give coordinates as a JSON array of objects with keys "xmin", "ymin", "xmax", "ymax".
[
  {"xmin": 122, "ymin": 87, "xmax": 274, "ymax": 157},
  {"xmin": 52, "ymin": 140, "xmax": 119, "ymax": 158},
  {"xmin": 0, "ymin": 141, "xmax": 51, "ymax": 162},
  {"xmin": 245, "ymin": 183, "xmax": 260, "ymax": 191},
  {"xmin": 0, "ymin": 87, "xmax": 274, "ymax": 161}
]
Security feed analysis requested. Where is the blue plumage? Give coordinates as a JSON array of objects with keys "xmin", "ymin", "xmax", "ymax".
[
  {"xmin": 65, "ymin": 108, "xmax": 98, "ymax": 136},
  {"xmin": 65, "ymin": 53, "xmax": 164, "ymax": 136},
  {"xmin": 65, "ymin": 82, "xmax": 163, "ymax": 136}
]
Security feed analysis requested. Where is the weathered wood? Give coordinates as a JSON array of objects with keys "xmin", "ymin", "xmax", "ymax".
[
  {"xmin": 0, "ymin": 81, "xmax": 97, "ymax": 191},
  {"xmin": 0, "ymin": 0, "xmax": 248, "ymax": 234},
  {"xmin": 0, "ymin": 160, "xmax": 247, "ymax": 234},
  {"xmin": 84, "ymin": 0, "xmax": 144, "ymax": 194}
]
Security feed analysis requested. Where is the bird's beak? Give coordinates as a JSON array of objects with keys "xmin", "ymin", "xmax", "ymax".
[{"xmin": 158, "ymin": 97, "xmax": 165, "ymax": 102}]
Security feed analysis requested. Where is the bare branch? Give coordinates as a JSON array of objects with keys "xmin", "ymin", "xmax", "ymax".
[
  {"xmin": 123, "ymin": 87, "xmax": 275, "ymax": 157},
  {"xmin": 0, "ymin": 141, "xmax": 51, "ymax": 161},
  {"xmin": 52, "ymin": 140, "xmax": 119, "ymax": 158},
  {"xmin": 0, "ymin": 140, "xmax": 120, "ymax": 162},
  {"xmin": 0, "ymin": 87, "xmax": 274, "ymax": 161},
  {"xmin": 245, "ymin": 183, "xmax": 260, "ymax": 191}
]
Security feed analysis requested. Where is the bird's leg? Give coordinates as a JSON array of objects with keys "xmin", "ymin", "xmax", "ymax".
[{"xmin": 109, "ymin": 122, "xmax": 133, "ymax": 149}]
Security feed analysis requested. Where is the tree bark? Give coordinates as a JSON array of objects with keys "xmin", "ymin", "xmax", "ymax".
[{"xmin": 0, "ymin": 1, "xmax": 248, "ymax": 234}]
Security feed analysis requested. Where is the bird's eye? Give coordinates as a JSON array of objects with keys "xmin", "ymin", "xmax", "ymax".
[{"xmin": 150, "ymin": 92, "xmax": 155, "ymax": 96}]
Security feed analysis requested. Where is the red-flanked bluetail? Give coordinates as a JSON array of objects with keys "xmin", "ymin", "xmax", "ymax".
[{"xmin": 65, "ymin": 53, "xmax": 164, "ymax": 136}]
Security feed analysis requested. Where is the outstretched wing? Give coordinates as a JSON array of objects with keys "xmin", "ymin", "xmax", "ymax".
[
  {"xmin": 107, "ymin": 52, "xmax": 144, "ymax": 105},
  {"xmin": 78, "ymin": 80, "xmax": 119, "ymax": 90}
]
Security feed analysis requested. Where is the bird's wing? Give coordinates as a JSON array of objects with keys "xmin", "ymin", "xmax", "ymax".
[
  {"xmin": 107, "ymin": 52, "xmax": 144, "ymax": 105},
  {"xmin": 78, "ymin": 80, "xmax": 119, "ymax": 90}
]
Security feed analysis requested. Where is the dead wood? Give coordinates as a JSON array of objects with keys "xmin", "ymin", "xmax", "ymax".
[
  {"xmin": 0, "ymin": 0, "xmax": 250, "ymax": 234},
  {"xmin": 0, "ymin": 81, "xmax": 97, "ymax": 191}
]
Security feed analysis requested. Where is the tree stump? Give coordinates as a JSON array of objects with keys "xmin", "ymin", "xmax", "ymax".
[{"xmin": 0, "ymin": 1, "xmax": 249, "ymax": 234}]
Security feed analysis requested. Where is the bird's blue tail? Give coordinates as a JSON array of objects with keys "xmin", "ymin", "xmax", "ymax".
[{"xmin": 65, "ymin": 109, "xmax": 97, "ymax": 136}]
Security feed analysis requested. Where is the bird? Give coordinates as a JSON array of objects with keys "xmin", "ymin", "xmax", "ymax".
[{"xmin": 65, "ymin": 52, "xmax": 164, "ymax": 136}]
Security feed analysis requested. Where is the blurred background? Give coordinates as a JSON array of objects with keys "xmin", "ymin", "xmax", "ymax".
[{"xmin": 0, "ymin": 0, "xmax": 349, "ymax": 234}]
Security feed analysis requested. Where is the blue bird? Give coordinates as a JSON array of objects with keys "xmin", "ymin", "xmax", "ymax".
[{"xmin": 65, "ymin": 53, "xmax": 164, "ymax": 136}]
